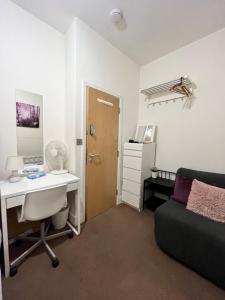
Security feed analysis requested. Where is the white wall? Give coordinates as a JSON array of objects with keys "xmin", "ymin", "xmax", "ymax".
[
  {"xmin": 0, "ymin": 0, "xmax": 65, "ymax": 178},
  {"xmin": 65, "ymin": 21, "xmax": 77, "ymax": 174},
  {"xmin": 75, "ymin": 19, "xmax": 139, "ymax": 142},
  {"xmin": 139, "ymin": 28, "xmax": 225, "ymax": 173},
  {"xmin": 65, "ymin": 18, "xmax": 140, "ymax": 221}
]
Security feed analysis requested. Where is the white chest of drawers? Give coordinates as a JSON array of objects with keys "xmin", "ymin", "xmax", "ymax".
[{"xmin": 122, "ymin": 142, "xmax": 156, "ymax": 211}]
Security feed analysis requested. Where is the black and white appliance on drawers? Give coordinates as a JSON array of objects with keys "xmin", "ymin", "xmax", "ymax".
[{"xmin": 122, "ymin": 142, "xmax": 156, "ymax": 211}]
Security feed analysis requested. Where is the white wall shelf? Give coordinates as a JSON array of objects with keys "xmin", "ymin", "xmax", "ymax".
[{"xmin": 141, "ymin": 76, "xmax": 194, "ymax": 107}]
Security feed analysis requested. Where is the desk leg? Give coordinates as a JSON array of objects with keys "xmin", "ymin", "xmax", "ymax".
[
  {"xmin": 1, "ymin": 199, "xmax": 10, "ymax": 277},
  {"xmin": 143, "ymin": 181, "xmax": 146, "ymax": 210},
  {"xmin": 77, "ymin": 188, "xmax": 80, "ymax": 235},
  {"xmin": 67, "ymin": 188, "xmax": 80, "ymax": 236}
]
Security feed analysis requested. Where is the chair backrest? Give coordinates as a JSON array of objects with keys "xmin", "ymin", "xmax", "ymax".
[{"xmin": 21, "ymin": 185, "xmax": 67, "ymax": 222}]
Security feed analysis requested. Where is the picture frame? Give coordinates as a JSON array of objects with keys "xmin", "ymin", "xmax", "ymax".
[
  {"xmin": 16, "ymin": 102, "xmax": 40, "ymax": 128},
  {"xmin": 134, "ymin": 124, "xmax": 156, "ymax": 143}
]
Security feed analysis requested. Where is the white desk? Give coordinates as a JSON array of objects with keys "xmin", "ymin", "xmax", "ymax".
[{"xmin": 0, "ymin": 173, "xmax": 80, "ymax": 277}]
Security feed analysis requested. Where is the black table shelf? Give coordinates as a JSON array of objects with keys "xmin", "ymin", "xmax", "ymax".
[{"xmin": 143, "ymin": 173, "xmax": 176, "ymax": 210}]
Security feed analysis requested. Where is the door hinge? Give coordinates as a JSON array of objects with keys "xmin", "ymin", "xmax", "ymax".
[
  {"xmin": 118, "ymin": 107, "xmax": 120, "ymax": 114},
  {"xmin": 116, "ymin": 189, "xmax": 118, "ymax": 196},
  {"xmin": 117, "ymin": 150, "xmax": 119, "ymax": 157}
]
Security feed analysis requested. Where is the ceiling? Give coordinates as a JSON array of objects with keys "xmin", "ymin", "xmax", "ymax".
[{"xmin": 11, "ymin": 0, "xmax": 225, "ymax": 65}]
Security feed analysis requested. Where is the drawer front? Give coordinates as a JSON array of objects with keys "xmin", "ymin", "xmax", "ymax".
[
  {"xmin": 123, "ymin": 168, "xmax": 141, "ymax": 183},
  {"xmin": 122, "ymin": 179, "xmax": 141, "ymax": 196},
  {"xmin": 6, "ymin": 195, "xmax": 24, "ymax": 209},
  {"xmin": 123, "ymin": 156, "xmax": 142, "ymax": 170},
  {"xmin": 124, "ymin": 143, "xmax": 143, "ymax": 151},
  {"xmin": 122, "ymin": 190, "xmax": 140, "ymax": 209},
  {"xmin": 5, "ymin": 184, "xmax": 78, "ymax": 209},
  {"xmin": 67, "ymin": 182, "xmax": 78, "ymax": 192},
  {"xmin": 123, "ymin": 149, "xmax": 142, "ymax": 157}
]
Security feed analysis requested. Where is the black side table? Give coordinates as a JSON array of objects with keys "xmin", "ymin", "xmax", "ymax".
[{"xmin": 143, "ymin": 172, "xmax": 175, "ymax": 210}]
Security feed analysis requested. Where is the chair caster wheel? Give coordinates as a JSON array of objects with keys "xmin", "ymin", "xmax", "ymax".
[
  {"xmin": 52, "ymin": 258, "xmax": 59, "ymax": 268},
  {"xmin": 10, "ymin": 266, "xmax": 18, "ymax": 277},
  {"xmin": 68, "ymin": 232, "xmax": 74, "ymax": 239}
]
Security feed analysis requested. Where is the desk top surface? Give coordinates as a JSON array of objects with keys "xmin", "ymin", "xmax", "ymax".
[{"xmin": 0, "ymin": 173, "xmax": 80, "ymax": 198}]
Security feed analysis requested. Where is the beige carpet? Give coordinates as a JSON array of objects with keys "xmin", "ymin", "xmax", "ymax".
[{"xmin": 2, "ymin": 204, "xmax": 225, "ymax": 300}]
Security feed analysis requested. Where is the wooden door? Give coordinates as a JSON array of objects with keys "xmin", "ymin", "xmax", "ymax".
[{"xmin": 86, "ymin": 87, "xmax": 119, "ymax": 220}]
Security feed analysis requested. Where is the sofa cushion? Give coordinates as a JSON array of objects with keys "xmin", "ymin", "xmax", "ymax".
[
  {"xmin": 172, "ymin": 174, "xmax": 193, "ymax": 204},
  {"xmin": 155, "ymin": 199, "xmax": 225, "ymax": 289},
  {"xmin": 187, "ymin": 179, "xmax": 225, "ymax": 223}
]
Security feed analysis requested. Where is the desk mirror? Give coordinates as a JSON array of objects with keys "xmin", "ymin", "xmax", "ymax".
[{"xmin": 16, "ymin": 89, "xmax": 43, "ymax": 165}]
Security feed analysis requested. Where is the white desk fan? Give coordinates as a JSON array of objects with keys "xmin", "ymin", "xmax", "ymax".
[{"xmin": 45, "ymin": 141, "xmax": 68, "ymax": 175}]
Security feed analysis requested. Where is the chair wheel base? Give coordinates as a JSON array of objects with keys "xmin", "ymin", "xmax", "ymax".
[
  {"xmin": 52, "ymin": 258, "xmax": 59, "ymax": 268},
  {"xmin": 10, "ymin": 266, "xmax": 18, "ymax": 277},
  {"xmin": 68, "ymin": 232, "xmax": 74, "ymax": 239}
]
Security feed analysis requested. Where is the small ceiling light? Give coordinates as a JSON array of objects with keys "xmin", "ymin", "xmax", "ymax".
[{"xmin": 110, "ymin": 9, "xmax": 123, "ymax": 24}]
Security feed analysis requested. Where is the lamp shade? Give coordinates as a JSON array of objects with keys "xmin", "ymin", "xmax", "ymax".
[{"xmin": 6, "ymin": 156, "xmax": 24, "ymax": 171}]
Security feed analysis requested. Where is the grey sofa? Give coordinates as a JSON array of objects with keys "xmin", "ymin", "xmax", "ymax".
[{"xmin": 154, "ymin": 168, "xmax": 225, "ymax": 289}]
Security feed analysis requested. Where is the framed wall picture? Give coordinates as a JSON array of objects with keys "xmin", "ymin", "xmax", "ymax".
[{"xmin": 16, "ymin": 102, "xmax": 40, "ymax": 128}]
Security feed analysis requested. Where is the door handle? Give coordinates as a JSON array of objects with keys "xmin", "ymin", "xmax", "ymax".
[{"xmin": 88, "ymin": 153, "xmax": 100, "ymax": 163}]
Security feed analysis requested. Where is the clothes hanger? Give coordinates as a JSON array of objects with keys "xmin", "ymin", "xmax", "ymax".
[{"xmin": 170, "ymin": 77, "xmax": 192, "ymax": 97}]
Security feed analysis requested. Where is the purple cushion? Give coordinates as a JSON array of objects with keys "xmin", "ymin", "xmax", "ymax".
[{"xmin": 172, "ymin": 174, "xmax": 193, "ymax": 204}]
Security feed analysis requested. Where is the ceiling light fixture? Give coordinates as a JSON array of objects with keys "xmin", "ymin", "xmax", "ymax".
[{"xmin": 110, "ymin": 9, "xmax": 123, "ymax": 24}]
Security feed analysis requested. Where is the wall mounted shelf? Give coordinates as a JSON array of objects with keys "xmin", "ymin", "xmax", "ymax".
[{"xmin": 141, "ymin": 76, "xmax": 194, "ymax": 107}]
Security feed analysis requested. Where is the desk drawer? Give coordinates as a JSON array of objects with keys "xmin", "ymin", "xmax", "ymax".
[
  {"xmin": 5, "ymin": 184, "xmax": 78, "ymax": 209},
  {"xmin": 67, "ymin": 182, "xmax": 78, "ymax": 192},
  {"xmin": 6, "ymin": 195, "xmax": 24, "ymax": 209}
]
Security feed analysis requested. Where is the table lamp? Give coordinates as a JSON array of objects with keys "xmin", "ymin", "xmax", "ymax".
[{"xmin": 6, "ymin": 156, "xmax": 24, "ymax": 183}]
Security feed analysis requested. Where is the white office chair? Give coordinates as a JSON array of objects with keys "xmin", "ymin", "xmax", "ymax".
[{"xmin": 10, "ymin": 185, "xmax": 75, "ymax": 276}]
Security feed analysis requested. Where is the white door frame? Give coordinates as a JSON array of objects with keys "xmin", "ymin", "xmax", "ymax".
[{"xmin": 81, "ymin": 81, "xmax": 123, "ymax": 220}]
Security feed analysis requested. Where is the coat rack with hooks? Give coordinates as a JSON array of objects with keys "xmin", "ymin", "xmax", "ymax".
[
  {"xmin": 148, "ymin": 95, "xmax": 187, "ymax": 107},
  {"xmin": 141, "ymin": 76, "xmax": 194, "ymax": 107}
]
